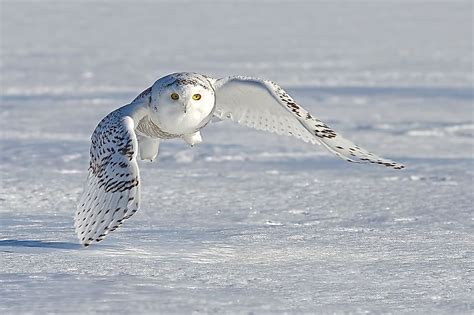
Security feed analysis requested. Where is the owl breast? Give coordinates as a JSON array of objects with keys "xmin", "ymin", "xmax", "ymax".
[
  {"xmin": 135, "ymin": 115, "xmax": 180, "ymax": 139},
  {"xmin": 136, "ymin": 108, "xmax": 214, "ymax": 139}
]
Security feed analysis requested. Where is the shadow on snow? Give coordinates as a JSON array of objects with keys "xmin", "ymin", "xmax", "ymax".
[{"xmin": 0, "ymin": 239, "xmax": 81, "ymax": 249}]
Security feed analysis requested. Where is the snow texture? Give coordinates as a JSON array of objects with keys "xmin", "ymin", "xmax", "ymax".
[{"xmin": 1, "ymin": 1, "xmax": 473, "ymax": 314}]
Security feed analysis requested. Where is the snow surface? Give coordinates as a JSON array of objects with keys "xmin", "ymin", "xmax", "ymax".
[{"xmin": 1, "ymin": 1, "xmax": 473, "ymax": 313}]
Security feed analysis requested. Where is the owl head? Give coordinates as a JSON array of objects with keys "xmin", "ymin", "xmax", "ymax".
[{"xmin": 147, "ymin": 73, "xmax": 215, "ymax": 135}]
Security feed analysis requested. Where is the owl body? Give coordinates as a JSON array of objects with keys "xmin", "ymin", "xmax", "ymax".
[{"xmin": 75, "ymin": 72, "xmax": 404, "ymax": 247}]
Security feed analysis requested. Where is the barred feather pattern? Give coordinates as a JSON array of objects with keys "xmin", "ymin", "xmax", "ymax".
[
  {"xmin": 213, "ymin": 76, "xmax": 404, "ymax": 169},
  {"xmin": 74, "ymin": 109, "xmax": 141, "ymax": 246}
]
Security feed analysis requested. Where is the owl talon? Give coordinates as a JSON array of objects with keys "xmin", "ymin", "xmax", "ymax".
[{"xmin": 183, "ymin": 131, "xmax": 202, "ymax": 146}]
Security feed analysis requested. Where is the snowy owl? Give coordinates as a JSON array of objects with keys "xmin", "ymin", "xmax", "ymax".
[{"xmin": 74, "ymin": 72, "xmax": 404, "ymax": 246}]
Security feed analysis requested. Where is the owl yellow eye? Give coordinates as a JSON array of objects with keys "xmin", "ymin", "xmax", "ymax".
[
  {"xmin": 170, "ymin": 93, "xmax": 179, "ymax": 100},
  {"xmin": 192, "ymin": 94, "xmax": 201, "ymax": 101}
]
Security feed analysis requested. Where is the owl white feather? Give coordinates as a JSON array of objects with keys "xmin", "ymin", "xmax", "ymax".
[{"xmin": 74, "ymin": 72, "xmax": 404, "ymax": 246}]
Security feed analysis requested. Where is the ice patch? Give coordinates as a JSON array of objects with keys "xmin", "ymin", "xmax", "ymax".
[
  {"xmin": 383, "ymin": 175, "xmax": 457, "ymax": 185},
  {"xmin": 407, "ymin": 123, "xmax": 474, "ymax": 138},
  {"xmin": 56, "ymin": 169, "xmax": 83, "ymax": 174},
  {"xmin": 0, "ymin": 130, "xmax": 89, "ymax": 141},
  {"xmin": 265, "ymin": 220, "xmax": 284, "ymax": 226},
  {"xmin": 204, "ymin": 154, "xmax": 247, "ymax": 162},
  {"xmin": 288, "ymin": 209, "xmax": 310, "ymax": 215},
  {"xmin": 393, "ymin": 217, "xmax": 418, "ymax": 222},
  {"xmin": 265, "ymin": 170, "xmax": 280, "ymax": 175},
  {"xmin": 61, "ymin": 153, "xmax": 82, "ymax": 162}
]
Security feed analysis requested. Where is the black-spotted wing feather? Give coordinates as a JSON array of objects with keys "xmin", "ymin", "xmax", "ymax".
[
  {"xmin": 213, "ymin": 76, "xmax": 404, "ymax": 169},
  {"xmin": 74, "ymin": 109, "xmax": 141, "ymax": 246}
]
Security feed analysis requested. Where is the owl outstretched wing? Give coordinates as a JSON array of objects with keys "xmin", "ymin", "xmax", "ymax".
[
  {"xmin": 74, "ymin": 109, "xmax": 141, "ymax": 246},
  {"xmin": 212, "ymin": 76, "xmax": 404, "ymax": 169}
]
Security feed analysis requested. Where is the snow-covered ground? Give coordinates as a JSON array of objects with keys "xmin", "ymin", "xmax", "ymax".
[{"xmin": 1, "ymin": 1, "xmax": 473, "ymax": 313}]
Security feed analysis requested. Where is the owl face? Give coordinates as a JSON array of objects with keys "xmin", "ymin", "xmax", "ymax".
[{"xmin": 149, "ymin": 73, "xmax": 215, "ymax": 135}]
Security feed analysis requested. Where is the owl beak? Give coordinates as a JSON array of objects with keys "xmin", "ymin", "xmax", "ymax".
[{"xmin": 183, "ymin": 103, "xmax": 191, "ymax": 114}]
